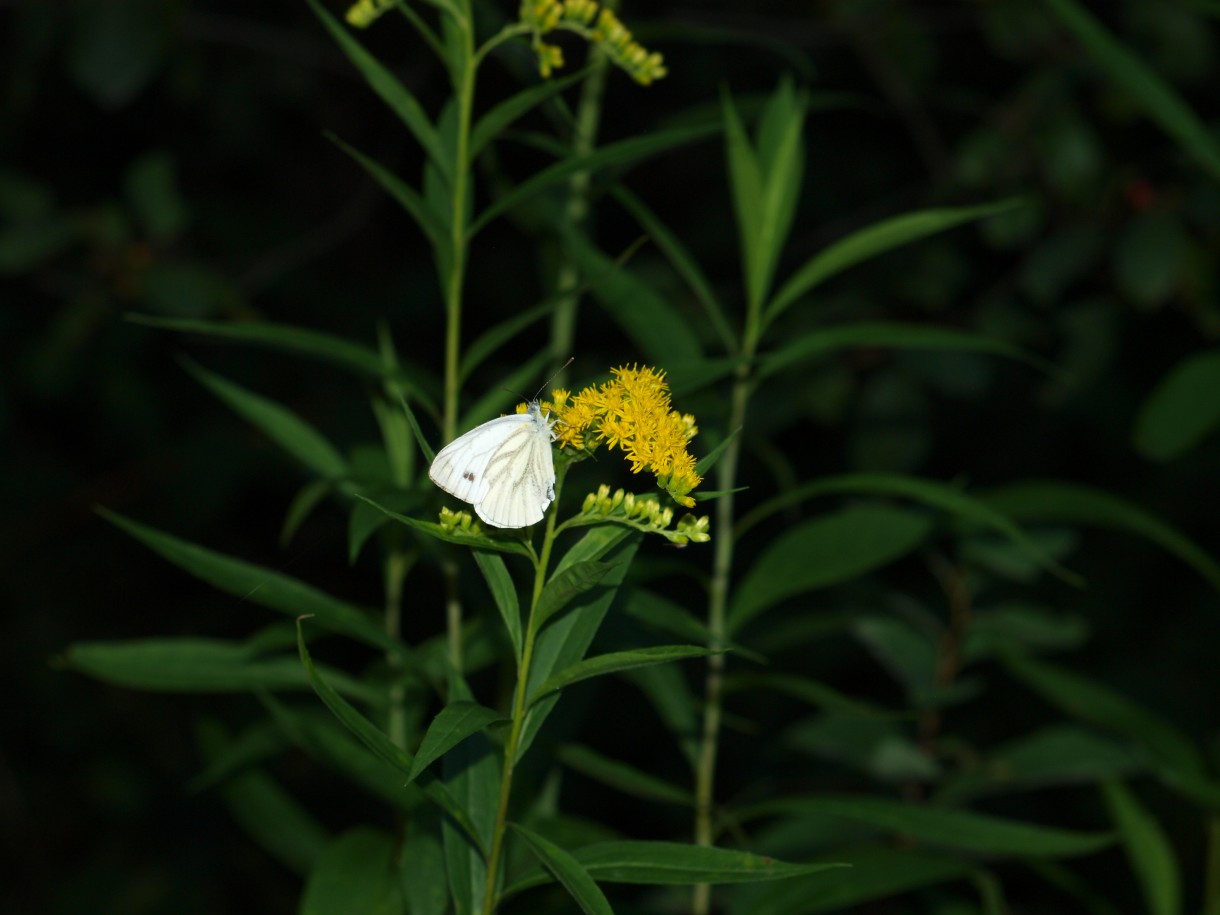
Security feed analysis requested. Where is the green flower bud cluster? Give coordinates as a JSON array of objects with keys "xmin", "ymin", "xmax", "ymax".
[
  {"xmin": 580, "ymin": 485, "xmax": 710, "ymax": 545},
  {"xmin": 518, "ymin": 0, "xmax": 666, "ymax": 85}
]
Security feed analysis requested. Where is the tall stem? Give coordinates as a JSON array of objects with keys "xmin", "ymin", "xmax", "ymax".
[
  {"xmin": 384, "ymin": 546, "xmax": 411, "ymax": 749},
  {"xmin": 480, "ymin": 473, "xmax": 565, "ymax": 915},
  {"xmin": 693, "ymin": 291, "xmax": 763, "ymax": 914},
  {"xmin": 442, "ymin": 15, "xmax": 477, "ymax": 675}
]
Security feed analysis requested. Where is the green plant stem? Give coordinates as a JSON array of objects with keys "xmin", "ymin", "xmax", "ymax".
[
  {"xmin": 693, "ymin": 315, "xmax": 759, "ymax": 915},
  {"xmin": 384, "ymin": 546, "xmax": 411, "ymax": 749},
  {"xmin": 1206, "ymin": 817, "xmax": 1220, "ymax": 915},
  {"xmin": 480, "ymin": 470, "xmax": 566, "ymax": 915},
  {"xmin": 442, "ymin": 10, "xmax": 478, "ymax": 675}
]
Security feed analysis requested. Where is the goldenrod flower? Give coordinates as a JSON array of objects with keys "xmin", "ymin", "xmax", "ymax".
[
  {"xmin": 345, "ymin": 0, "xmax": 398, "ymax": 28},
  {"xmin": 535, "ymin": 365, "xmax": 702, "ymax": 507},
  {"xmin": 517, "ymin": 0, "xmax": 666, "ymax": 85}
]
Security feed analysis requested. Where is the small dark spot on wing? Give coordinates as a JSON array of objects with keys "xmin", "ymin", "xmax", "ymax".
[{"xmin": 463, "ymin": 471, "xmax": 476, "ymax": 481}]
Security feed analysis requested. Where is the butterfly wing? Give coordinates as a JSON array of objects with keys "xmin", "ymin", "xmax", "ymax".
[
  {"xmin": 428, "ymin": 414, "xmax": 531, "ymax": 505},
  {"xmin": 474, "ymin": 423, "xmax": 555, "ymax": 528}
]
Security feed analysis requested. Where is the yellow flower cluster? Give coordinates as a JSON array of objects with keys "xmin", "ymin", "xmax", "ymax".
[
  {"xmin": 580, "ymin": 485, "xmax": 710, "ymax": 545},
  {"xmin": 518, "ymin": 0, "xmax": 667, "ymax": 85},
  {"xmin": 537, "ymin": 365, "xmax": 701, "ymax": 507}
]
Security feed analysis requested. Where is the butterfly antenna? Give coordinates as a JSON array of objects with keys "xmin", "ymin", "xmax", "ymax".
[{"xmin": 532, "ymin": 356, "xmax": 574, "ymax": 401}]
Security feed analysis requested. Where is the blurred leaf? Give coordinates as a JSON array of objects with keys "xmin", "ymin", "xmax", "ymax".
[
  {"xmin": 757, "ymin": 321, "xmax": 1056, "ymax": 383},
  {"xmin": 745, "ymin": 795, "xmax": 1113, "ymax": 856},
  {"xmin": 739, "ymin": 847, "xmax": 971, "ymax": 915},
  {"xmin": 555, "ymin": 743, "xmax": 694, "ymax": 806},
  {"xmin": 282, "ymin": 479, "xmax": 332, "ymax": 547},
  {"xmin": 528, "ymin": 645, "xmax": 717, "ymax": 706},
  {"xmin": 183, "ymin": 358, "xmax": 348, "ymax": 479},
  {"xmin": 729, "ymin": 505, "xmax": 934, "ymax": 634},
  {"xmin": 562, "ymin": 234, "xmax": 703, "ymax": 364},
  {"xmin": 471, "ymin": 122, "xmax": 717, "ymax": 235},
  {"xmin": 724, "ymin": 672, "xmax": 902, "ymax": 719},
  {"xmin": 623, "ymin": 663, "xmax": 700, "ymax": 767},
  {"xmin": 305, "ymin": 0, "xmax": 444, "ymax": 175},
  {"xmin": 982, "ymin": 481, "xmax": 1220, "ymax": 593},
  {"xmin": 473, "ymin": 551, "xmax": 522, "ymax": 659},
  {"xmin": 469, "ymin": 69, "xmax": 589, "ymax": 160},
  {"xmin": 1044, "ymin": 0, "xmax": 1220, "ymax": 183},
  {"xmin": 458, "ymin": 351, "xmax": 551, "ymax": 430},
  {"xmin": 100, "ymin": 508, "xmax": 407, "ymax": 657},
  {"xmin": 787, "ymin": 713, "xmax": 941, "ymax": 783},
  {"xmin": 400, "ymin": 808, "xmax": 448, "ymax": 915},
  {"xmin": 197, "ymin": 719, "xmax": 328, "ymax": 876},
  {"xmin": 722, "ymin": 85, "xmax": 765, "ymax": 310},
  {"xmin": 536, "ymin": 560, "xmax": 620, "ymax": 629},
  {"xmin": 63, "ymin": 638, "xmax": 379, "ymax": 703},
  {"xmin": 612, "ymin": 186, "xmax": 735, "ymax": 352},
  {"xmin": 937, "ymin": 725, "xmax": 1143, "ymax": 803},
  {"xmin": 408, "ymin": 700, "xmax": 508, "ymax": 783},
  {"xmin": 125, "ymin": 151, "xmax": 187, "ymax": 240},
  {"xmin": 1133, "ymin": 350, "xmax": 1220, "ymax": 460},
  {"xmin": 0, "ymin": 218, "xmax": 74, "ymax": 273},
  {"xmin": 961, "ymin": 604, "xmax": 1090, "ymax": 662},
  {"xmin": 442, "ymin": 700, "xmax": 498, "ymax": 915},
  {"xmin": 695, "ymin": 427, "xmax": 742, "ymax": 477},
  {"xmin": 764, "ymin": 200, "xmax": 1023, "ymax": 328},
  {"xmin": 851, "ymin": 616, "xmax": 970, "ymax": 708},
  {"xmin": 296, "ymin": 620, "xmax": 486, "ymax": 855},
  {"xmin": 509, "ymin": 823, "xmax": 615, "ymax": 915},
  {"xmin": 141, "ymin": 261, "xmax": 237, "ymax": 317},
  {"xmin": 505, "ymin": 840, "xmax": 845, "ymax": 896},
  {"xmin": 67, "ymin": 0, "xmax": 169, "ymax": 107},
  {"xmin": 460, "ymin": 301, "xmax": 553, "ymax": 385},
  {"xmin": 1001, "ymin": 651, "xmax": 1206, "ymax": 779},
  {"xmin": 328, "ymin": 134, "xmax": 449, "ymax": 270},
  {"xmin": 1113, "ymin": 211, "xmax": 1186, "ymax": 309},
  {"xmin": 1101, "ymin": 780, "xmax": 1181, "ymax": 915},
  {"xmin": 299, "ymin": 828, "xmax": 404, "ymax": 915}
]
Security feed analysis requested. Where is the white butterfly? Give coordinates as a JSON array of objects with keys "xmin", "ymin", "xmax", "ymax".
[{"xmin": 428, "ymin": 401, "xmax": 556, "ymax": 528}]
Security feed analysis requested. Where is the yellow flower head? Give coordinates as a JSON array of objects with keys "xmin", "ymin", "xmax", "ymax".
[
  {"xmin": 536, "ymin": 365, "xmax": 702, "ymax": 507},
  {"xmin": 517, "ymin": 0, "xmax": 666, "ymax": 85}
]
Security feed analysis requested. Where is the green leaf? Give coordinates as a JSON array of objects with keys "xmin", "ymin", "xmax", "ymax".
[
  {"xmin": 442, "ymin": 723, "xmax": 498, "ymax": 915},
  {"xmin": 724, "ymin": 672, "xmax": 902, "ymax": 719},
  {"xmin": 1001, "ymin": 652, "xmax": 1205, "ymax": 780},
  {"xmin": 752, "ymin": 78, "xmax": 807, "ymax": 310},
  {"xmin": 562, "ymin": 234, "xmax": 703, "ymax": 364},
  {"xmin": 471, "ymin": 122, "xmax": 717, "ymax": 236},
  {"xmin": 981, "ymin": 480, "xmax": 1220, "ymax": 593},
  {"xmin": 354, "ymin": 494, "xmax": 532, "ymax": 557},
  {"xmin": 612, "ymin": 185, "xmax": 735, "ymax": 352},
  {"xmin": 740, "ymin": 847, "xmax": 970, "ymax": 915},
  {"xmin": 327, "ymin": 134, "xmax": 449, "ymax": 271},
  {"xmin": 509, "ymin": 823, "xmax": 615, "ymax": 915},
  {"xmin": 408, "ymin": 700, "xmax": 508, "ymax": 783},
  {"xmin": 295, "ymin": 619, "xmax": 486, "ymax": 855},
  {"xmin": 937, "ymin": 725, "xmax": 1143, "ymax": 803},
  {"xmin": 473, "ymin": 551, "xmax": 522, "ymax": 659},
  {"xmin": 399, "ymin": 808, "xmax": 448, "ymax": 915},
  {"xmin": 763, "ymin": 200, "xmax": 1024, "ymax": 327},
  {"xmin": 460, "ymin": 301, "xmax": 553, "ymax": 385},
  {"xmin": 722, "ymin": 86, "xmax": 766, "ymax": 311},
  {"xmin": 305, "ymin": 0, "xmax": 444, "ymax": 175},
  {"xmin": 1133, "ymin": 350, "xmax": 1220, "ymax": 460},
  {"xmin": 528, "ymin": 645, "xmax": 717, "ymax": 706},
  {"xmin": 282, "ymin": 479, "xmax": 332, "ymax": 547},
  {"xmin": 757, "ymin": 321, "xmax": 1056, "ymax": 383},
  {"xmin": 1101, "ymin": 780, "xmax": 1181, "ymax": 915},
  {"xmin": 469, "ymin": 69, "xmax": 589, "ymax": 161},
  {"xmin": 736, "ymin": 472, "xmax": 1073, "ymax": 584},
  {"xmin": 623, "ymin": 663, "xmax": 701, "ymax": 767},
  {"xmin": 197, "ymin": 719, "xmax": 329, "ymax": 876},
  {"xmin": 555, "ymin": 743, "xmax": 694, "ymax": 807},
  {"xmin": 99, "ymin": 509, "xmax": 408, "ymax": 657},
  {"xmin": 695, "ymin": 427, "xmax": 742, "ymax": 477},
  {"xmin": 536, "ymin": 560, "xmax": 620, "ymax": 629},
  {"xmin": 1043, "ymin": 0, "xmax": 1220, "ymax": 184},
  {"xmin": 299, "ymin": 828, "xmax": 405, "ymax": 915},
  {"xmin": 504, "ymin": 840, "xmax": 846, "ymax": 898},
  {"xmin": 458, "ymin": 351, "xmax": 552, "ymax": 431},
  {"xmin": 728, "ymin": 504, "xmax": 934, "ymax": 634},
  {"xmin": 182, "ymin": 359, "xmax": 348, "ymax": 479},
  {"xmin": 63, "ymin": 638, "xmax": 379, "ymax": 702},
  {"xmin": 746, "ymin": 795, "xmax": 1113, "ymax": 856}
]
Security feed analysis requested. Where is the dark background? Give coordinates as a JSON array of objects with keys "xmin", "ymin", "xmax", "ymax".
[{"xmin": 3, "ymin": 1, "xmax": 1219, "ymax": 912}]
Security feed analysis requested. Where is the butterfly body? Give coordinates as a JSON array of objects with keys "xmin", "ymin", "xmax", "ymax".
[{"xmin": 428, "ymin": 402, "xmax": 556, "ymax": 528}]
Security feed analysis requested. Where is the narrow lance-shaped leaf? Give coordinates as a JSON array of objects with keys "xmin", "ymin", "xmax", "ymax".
[
  {"xmin": 295, "ymin": 618, "xmax": 487, "ymax": 857},
  {"xmin": 304, "ymin": 0, "xmax": 446, "ymax": 176},
  {"xmin": 763, "ymin": 199, "xmax": 1024, "ymax": 328},
  {"xmin": 99, "ymin": 508, "xmax": 409, "ymax": 658},
  {"xmin": 407, "ymin": 700, "xmax": 508, "ymax": 783},
  {"xmin": 355, "ymin": 494, "xmax": 532, "ymax": 557},
  {"xmin": 1133, "ymin": 350, "xmax": 1220, "ymax": 461},
  {"xmin": 1101, "ymin": 780, "xmax": 1181, "ymax": 915},
  {"xmin": 298, "ymin": 828, "xmax": 402, "ymax": 915},
  {"xmin": 1044, "ymin": 0, "xmax": 1220, "ymax": 184},
  {"xmin": 528, "ymin": 645, "xmax": 719, "ymax": 707},
  {"xmin": 473, "ymin": 551, "xmax": 522, "ymax": 659},
  {"xmin": 556, "ymin": 743, "xmax": 695, "ymax": 807},
  {"xmin": 182, "ymin": 358, "xmax": 348, "ymax": 479},
  {"xmin": 509, "ymin": 823, "xmax": 615, "ymax": 915},
  {"xmin": 469, "ymin": 69, "xmax": 589, "ymax": 161},
  {"xmin": 535, "ymin": 560, "xmax": 620, "ymax": 629}
]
